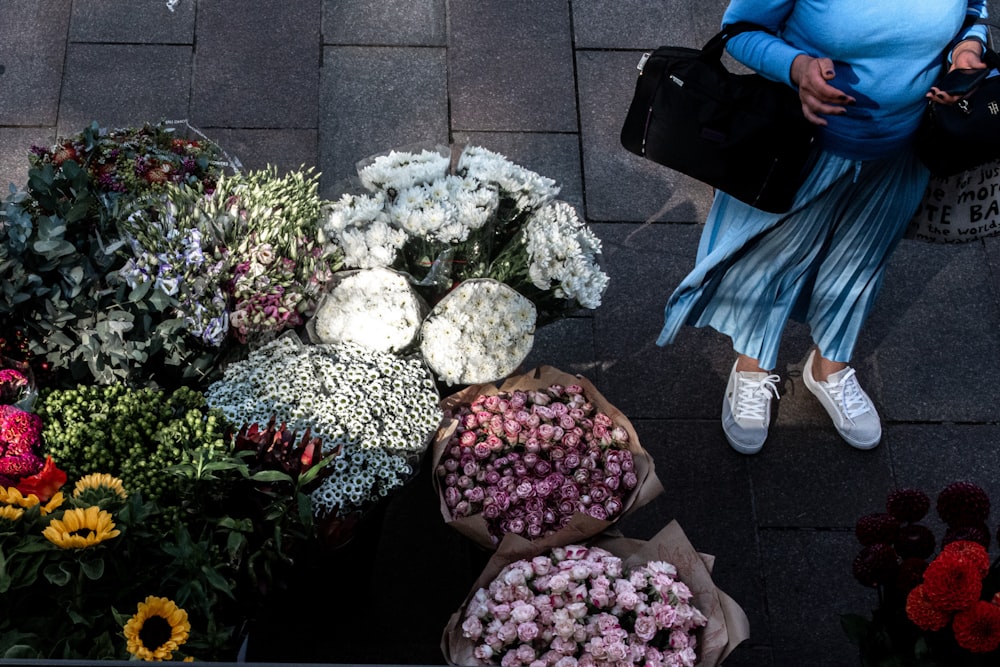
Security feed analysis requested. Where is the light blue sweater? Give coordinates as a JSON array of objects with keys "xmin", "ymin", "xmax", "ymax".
[{"xmin": 722, "ymin": 0, "xmax": 989, "ymax": 160}]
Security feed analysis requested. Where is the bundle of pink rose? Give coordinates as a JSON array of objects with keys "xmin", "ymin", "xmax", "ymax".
[
  {"xmin": 432, "ymin": 366, "xmax": 663, "ymax": 550},
  {"xmin": 442, "ymin": 521, "xmax": 750, "ymax": 667}
]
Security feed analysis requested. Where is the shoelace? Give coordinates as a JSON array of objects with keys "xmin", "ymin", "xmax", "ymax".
[
  {"xmin": 825, "ymin": 368, "xmax": 871, "ymax": 422},
  {"xmin": 734, "ymin": 374, "xmax": 781, "ymax": 420}
]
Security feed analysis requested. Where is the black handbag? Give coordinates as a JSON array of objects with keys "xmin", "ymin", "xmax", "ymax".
[
  {"xmin": 915, "ymin": 19, "xmax": 1000, "ymax": 178},
  {"xmin": 620, "ymin": 22, "xmax": 817, "ymax": 214}
]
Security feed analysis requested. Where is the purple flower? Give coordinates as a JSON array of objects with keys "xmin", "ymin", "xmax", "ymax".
[
  {"xmin": 590, "ymin": 484, "xmax": 611, "ymax": 504},
  {"xmin": 515, "ymin": 480, "xmax": 535, "ymax": 499},
  {"xmin": 604, "ymin": 497, "xmax": 624, "ymax": 517},
  {"xmin": 445, "ymin": 486, "xmax": 462, "ymax": 508},
  {"xmin": 586, "ymin": 505, "xmax": 608, "ymax": 521},
  {"xmin": 560, "ymin": 482, "xmax": 580, "ymax": 501},
  {"xmin": 507, "ymin": 518, "xmax": 525, "ymax": 534},
  {"xmin": 623, "ymin": 471, "xmax": 638, "ymax": 489},
  {"xmin": 465, "ymin": 486, "xmax": 486, "ymax": 504},
  {"xmin": 464, "ymin": 461, "xmax": 480, "ymax": 477},
  {"xmin": 460, "ymin": 430, "xmax": 477, "ymax": 447},
  {"xmin": 484, "ymin": 469, "xmax": 502, "ymax": 485},
  {"xmin": 534, "ymin": 460, "xmax": 552, "ymax": 477}
]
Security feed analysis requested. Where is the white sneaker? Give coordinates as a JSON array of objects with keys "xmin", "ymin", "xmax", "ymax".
[
  {"xmin": 722, "ymin": 361, "xmax": 781, "ymax": 455},
  {"xmin": 802, "ymin": 349, "xmax": 882, "ymax": 449}
]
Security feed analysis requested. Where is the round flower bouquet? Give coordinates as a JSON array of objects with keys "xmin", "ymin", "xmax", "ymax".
[
  {"xmin": 421, "ymin": 278, "xmax": 537, "ymax": 386},
  {"xmin": 205, "ymin": 334, "xmax": 442, "ymax": 548},
  {"xmin": 432, "ymin": 365, "xmax": 663, "ymax": 550},
  {"xmin": 843, "ymin": 481, "xmax": 1000, "ymax": 664},
  {"xmin": 308, "ymin": 266, "xmax": 427, "ymax": 354},
  {"xmin": 442, "ymin": 520, "xmax": 750, "ymax": 667}
]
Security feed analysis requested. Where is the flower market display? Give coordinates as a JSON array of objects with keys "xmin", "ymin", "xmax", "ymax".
[
  {"xmin": 842, "ymin": 481, "xmax": 1000, "ymax": 665},
  {"xmin": 433, "ymin": 366, "xmax": 663, "ymax": 550},
  {"xmin": 443, "ymin": 521, "xmax": 750, "ymax": 667},
  {"xmin": 0, "ymin": 123, "xmax": 752, "ymax": 664}
]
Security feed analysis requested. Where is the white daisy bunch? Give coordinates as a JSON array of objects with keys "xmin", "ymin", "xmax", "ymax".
[
  {"xmin": 525, "ymin": 201, "xmax": 610, "ymax": 310},
  {"xmin": 456, "ymin": 145, "xmax": 560, "ymax": 214},
  {"xmin": 420, "ymin": 279, "xmax": 536, "ymax": 386},
  {"xmin": 205, "ymin": 335, "xmax": 442, "ymax": 517},
  {"xmin": 358, "ymin": 148, "xmax": 450, "ymax": 194},
  {"xmin": 323, "ymin": 192, "xmax": 406, "ymax": 269},
  {"xmin": 309, "ymin": 267, "xmax": 425, "ymax": 353},
  {"xmin": 389, "ymin": 175, "xmax": 499, "ymax": 244}
]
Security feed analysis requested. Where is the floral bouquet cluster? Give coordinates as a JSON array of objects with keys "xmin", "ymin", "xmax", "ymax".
[
  {"xmin": 204, "ymin": 334, "xmax": 442, "ymax": 546},
  {"xmin": 0, "ymin": 369, "xmax": 63, "ymax": 496},
  {"xmin": 0, "ymin": 122, "xmax": 229, "ymax": 388},
  {"xmin": 433, "ymin": 366, "xmax": 662, "ymax": 550},
  {"xmin": 443, "ymin": 522, "xmax": 750, "ymax": 667},
  {"xmin": 316, "ymin": 145, "xmax": 609, "ymax": 385},
  {"xmin": 843, "ymin": 481, "xmax": 1000, "ymax": 665}
]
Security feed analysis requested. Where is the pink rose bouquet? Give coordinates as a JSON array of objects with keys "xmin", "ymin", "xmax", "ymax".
[
  {"xmin": 443, "ymin": 522, "xmax": 751, "ymax": 667},
  {"xmin": 458, "ymin": 543, "xmax": 706, "ymax": 667},
  {"xmin": 433, "ymin": 366, "xmax": 662, "ymax": 550}
]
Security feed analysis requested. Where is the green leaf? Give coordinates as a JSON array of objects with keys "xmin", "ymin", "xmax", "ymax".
[
  {"xmin": 31, "ymin": 239, "xmax": 76, "ymax": 258},
  {"xmin": 128, "ymin": 279, "xmax": 152, "ymax": 302},
  {"xmin": 200, "ymin": 565, "xmax": 235, "ymax": 599},
  {"xmin": 840, "ymin": 613, "xmax": 872, "ymax": 644},
  {"xmin": 80, "ymin": 556, "xmax": 104, "ymax": 580},
  {"xmin": 43, "ymin": 562, "xmax": 73, "ymax": 587},
  {"xmin": 249, "ymin": 470, "xmax": 295, "ymax": 484}
]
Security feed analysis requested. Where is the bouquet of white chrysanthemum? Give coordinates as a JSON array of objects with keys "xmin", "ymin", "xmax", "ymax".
[
  {"xmin": 204, "ymin": 335, "xmax": 442, "ymax": 543},
  {"xmin": 420, "ymin": 279, "xmax": 536, "ymax": 386},
  {"xmin": 308, "ymin": 267, "xmax": 426, "ymax": 354},
  {"xmin": 488, "ymin": 200, "xmax": 610, "ymax": 320}
]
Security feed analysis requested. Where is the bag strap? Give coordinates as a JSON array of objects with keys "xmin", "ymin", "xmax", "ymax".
[
  {"xmin": 962, "ymin": 16, "xmax": 1000, "ymax": 69},
  {"xmin": 700, "ymin": 21, "xmax": 773, "ymax": 62}
]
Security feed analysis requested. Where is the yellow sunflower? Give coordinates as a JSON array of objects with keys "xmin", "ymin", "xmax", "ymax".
[
  {"xmin": 123, "ymin": 596, "xmax": 191, "ymax": 661},
  {"xmin": 0, "ymin": 486, "xmax": 38, "ymax": 508},
  {"xmin": 41, "ymin": 506, "xmax": 120, "ymax": 549},
  {"xmin": 0, "ymin": 505, "xmax": 23, "ymax": 522},
  {"xmin": 73, "ymin": 473, "xmax": 128, "ymax": 501}
]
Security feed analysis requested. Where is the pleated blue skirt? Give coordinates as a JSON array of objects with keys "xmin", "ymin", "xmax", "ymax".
[{"xmin": 656, "ymin": 148, "xmax": 930, "ymax": 370}]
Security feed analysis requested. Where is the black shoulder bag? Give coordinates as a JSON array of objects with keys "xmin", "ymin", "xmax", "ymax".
[
  {"xmin": 620, "ymin": 22, "xmax": 817, "ymax": 214},
  {"xmin": 915, "ymin": 18, "xmax": 1000, "ymax": 178}
]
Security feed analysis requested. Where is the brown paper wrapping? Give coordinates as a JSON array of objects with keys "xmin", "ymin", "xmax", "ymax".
[
  {"xmin": 441, "ymin": 520, "xmax": 750, "ymax": 667},
  {"xmin": 431, "ymin": 365, "xmax": 665, "ymax": 551}
]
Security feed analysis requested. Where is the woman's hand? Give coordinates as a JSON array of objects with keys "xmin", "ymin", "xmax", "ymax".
[
  {"xmin": 928, "ymin": 39, "xmax": 988, "ymax": 105},
  {"xmin": 790, "ymin": 54, "xmax": 855, "ymax": 126}
]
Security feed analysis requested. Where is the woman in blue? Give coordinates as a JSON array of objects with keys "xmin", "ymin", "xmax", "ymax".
[{"xmin": 656, "ymin": 0, "xmax": 989, "ymax": 454}]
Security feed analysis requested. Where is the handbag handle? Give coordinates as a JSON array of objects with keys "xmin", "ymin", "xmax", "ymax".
[{"xmin": 699, "ymin": 21, "xmax": 774, "ymax": 62}]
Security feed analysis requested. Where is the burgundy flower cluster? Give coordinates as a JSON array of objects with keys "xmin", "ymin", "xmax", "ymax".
[{"xmin": 437, "ymin": 383, "xmax": 639, "ymax": 545}]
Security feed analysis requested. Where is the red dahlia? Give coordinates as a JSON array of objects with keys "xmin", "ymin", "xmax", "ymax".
[
  {"xmin": 886, "ymin": 488, "xmax": 931, "ymax": 522},
  {"xmin": 952, "ymin": 600, "xmax": 1000, "ymax": 653},
  {"xmin": 943, "ymin": 523, "xmax": 991, "ymax": 550},
  {"xmin": 894, "ymin": 524, "xmax": 935, "ymax": 559},
  {"xmin": 906, "ymin": 584, "xmax": 951, "ymax": 631},
  {"xmin": 895, "ymin": 557, "xmax": 928, "ymax": 595},
  {"xmin": 941, "ymin": 540, "xmax": 991, "ymax": 577},
  {"xmin": 922, "ymin": 552, "xmax": 983, "ymax": 611},
  {"xmin": 937, "ymin": 481, "xmax": 991, "ymax": 527},
  {"xmin": 852, "ymin": 542, "xmax": 899, "ymax": 587}
]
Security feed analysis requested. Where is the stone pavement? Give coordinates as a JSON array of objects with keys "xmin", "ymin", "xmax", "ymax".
[{"xmin": 3, "ymin": 1, "xmax": 1000, "ymax": 665}]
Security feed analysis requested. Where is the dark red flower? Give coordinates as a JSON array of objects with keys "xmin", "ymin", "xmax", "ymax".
[
  {"xmin": 952, "ymin": 600, "xmax": 1000, "ymax": 653},
  {"xmin": 855, "ymin": 512, "xmax": 900, "ymax": 546},
  {"xmin": 895, "ymin": 557, "xmax": 929, "ymax": 595},
  {"xmin": 937, "ymin": 481, "xmax": 991, "ymax": 527},
  {"xmin": 886, "ymin": 488, "xmax": 931, "ymax": 523},
  {"xmin": 894, "ymin": 524, "xmax": 935, "ymax": 559},
  {"xmin": 941, "ymin": 540, "xmax": 991, "ymax": 577},
  {"xmin": 852, "ymin": 543, "xmax": 899, "ymax": 587}
]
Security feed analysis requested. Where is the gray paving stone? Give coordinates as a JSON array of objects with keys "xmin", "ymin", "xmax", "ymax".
[
  {"xmin": 617, "ymin": 419, "xmax": 769, "ymax": 647},
  {"xmin": 0, "ymin": 128, "xmax": 54, "ymax": 192},
  {"xmin": 863, "ymin": 239, "xmax": 1000, "ymax": 422},
  {"xmin": 590, "ymin": 222, "xmax": 734, "ymax": 419},
  {"xmin": 572, "ymin": 0, "xmax": 731, "ymax": 49},
  {"xmin": 451, "ymin": 131, "xmax": 584, "ymax": 210},
  {"xmin": 319, "ymin": 46, "xmax": 448, "ymax": 196},
  {"xmin": 0, "ymin": 0, "xmax": 71, "ymax": 125},
  {"xmin": 203, "ymin": 128, "xmax": 318, "ymax": 177},
  {"xmin": 322, "ymin": 0, "xmax": 445, "ymax": 46},
  {"xmin": 749, "ymin": 426, "xmax": 894, "ymax": 528},
  {"xmin": 57, "ymin": 44, "xmax": 191, "ymax": 136},
  {"xmin": 760, "ymin": 530, "xmax": 871, "ymax": 667},
  {"xmin": 575, "ymin": 50, "xmax": 715, "ymax": 223},
  {"xmin": 448, "ymin": 0, "xmax": 577, "ymax": 133},
  {"xmin": 69, "ymin": 0, "xmax": 195, "ymax": 43},
  {"xmin": 520, "ymin": 316, "xmax": 598, "ymax": 380},
  {"xmin": 191, "ymin": 0, "xmax": 319, "ymax": 129}
]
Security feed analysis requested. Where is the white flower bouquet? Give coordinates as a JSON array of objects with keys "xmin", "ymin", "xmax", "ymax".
[
  {"xmin": 322, "ymin": 145, "xmax": 607, "ymax": 322},
  {"xmin": 204, "ymin": 334, "xmax": 442, "ymax": 546},
  {"xmin": 442, "ymin": 521, "xmax": 751, "ymax": 667},
  {"xmin": 420, "ymin": 279, "xmax": 536, "ymax": 386},
  {"xmin": 431, "ymin": 365, "xmax": 663, "ymax": 551},
  {"xmin": 308, "ymin": 267, "xmax": 427, "ymax": 354}
]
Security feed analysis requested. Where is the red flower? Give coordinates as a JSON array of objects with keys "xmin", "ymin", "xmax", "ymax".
[
  {"xmin": 15, "ymin": 456, "xmax": 67, "ymax": 502},
  {"xmin": 922, "ymin": 552, "xmax": 982, "ymax": 611},
  {"xmin": 942, "ymin": 540, "xmax": 991, "ymax": 577},
  {"xmin": 952, "ymin": 600, "xmax": 1000, "ymax": 653},
  {"xmin": 906, "ymin": 584, "xmax": 952, "ymax": 631}
]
